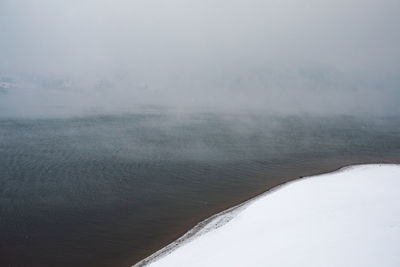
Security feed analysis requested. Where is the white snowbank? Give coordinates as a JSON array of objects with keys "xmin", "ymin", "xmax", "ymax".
[{"xmin": 135, "ymin": 164, "xmax": 400, "ymax": 267}]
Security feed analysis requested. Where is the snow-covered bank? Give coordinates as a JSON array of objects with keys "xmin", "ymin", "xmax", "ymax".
[{"xmin": 135, "ymin": 164, "xmax": 400, "ymax": 267}]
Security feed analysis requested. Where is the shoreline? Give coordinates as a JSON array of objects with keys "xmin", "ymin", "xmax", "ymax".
[{"xmin": 133, "ymin": 162, "xmax": 398, "ymax": 267}]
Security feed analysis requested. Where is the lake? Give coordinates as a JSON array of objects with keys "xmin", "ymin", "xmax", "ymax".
[{"xmin": 1, "ymin": 113, "xmax": 399, "ymax": 266}]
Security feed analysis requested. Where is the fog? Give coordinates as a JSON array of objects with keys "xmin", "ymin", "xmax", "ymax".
[{"xmin": 0, "ymin": 0, "xmax": 399, "ymax": 117}]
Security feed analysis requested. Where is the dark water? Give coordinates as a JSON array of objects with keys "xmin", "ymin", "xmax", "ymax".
[{"xmin": 1, "ymin": 113, "xmax": 399, "ymax": 267}]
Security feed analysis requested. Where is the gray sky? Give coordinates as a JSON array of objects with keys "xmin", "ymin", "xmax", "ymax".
[{"xmin": 0, "ymin": 0, "xmax": 399, "ymax": 117}]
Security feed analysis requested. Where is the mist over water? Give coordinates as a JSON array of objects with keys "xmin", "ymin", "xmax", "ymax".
[
  {"xmin": 1, "ymin": 0, "xmax": 400, "ymax": 117},
  {"xmin": 1, "ymin": 1, "xmax": 400, "ymax": 266}
]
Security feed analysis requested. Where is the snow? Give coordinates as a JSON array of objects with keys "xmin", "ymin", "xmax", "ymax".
[{"xmin": 135, "ymin": 164, "xmax": 400, "ymax": 267}]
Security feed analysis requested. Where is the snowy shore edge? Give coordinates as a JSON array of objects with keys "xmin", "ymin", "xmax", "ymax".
[{"xmin": 134, "ymin": 164, "xmax": 400, "ymax": 267}]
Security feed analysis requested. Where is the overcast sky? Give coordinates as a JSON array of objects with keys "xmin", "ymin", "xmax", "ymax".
[{"xmin": 0, "ymin": 0, "xmax": 399, "ymax": 117}]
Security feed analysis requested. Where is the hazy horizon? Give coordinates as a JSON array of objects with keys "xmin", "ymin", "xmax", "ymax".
[{"xmin": 1, "ymin": 0, "xmax": 399, "ymax": 117}]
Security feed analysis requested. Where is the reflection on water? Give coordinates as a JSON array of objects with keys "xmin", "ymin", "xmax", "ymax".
[{"xmin": 1, "ymin": 113, "xmax": 399, "ymax": 266}]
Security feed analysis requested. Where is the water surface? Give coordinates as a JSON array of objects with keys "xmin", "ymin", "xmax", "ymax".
[{"xmin": 1, "ymin": 113, "xmax": 399, "ymax": 266}]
